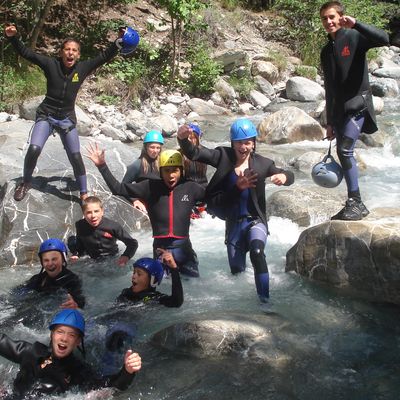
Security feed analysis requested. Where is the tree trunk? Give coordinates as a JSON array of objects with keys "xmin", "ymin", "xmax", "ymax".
[{"xmin": 29, "ymin": 0, "xmax": 55, "ymax": 49}]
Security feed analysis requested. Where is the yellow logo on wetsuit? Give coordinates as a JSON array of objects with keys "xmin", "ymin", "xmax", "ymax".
[{"xmin": 72, "ymin": 73, "xmax": 79, "ymax": 83}]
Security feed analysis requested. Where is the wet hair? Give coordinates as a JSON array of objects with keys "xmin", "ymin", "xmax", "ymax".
[
  {"xmin": 81, "ymin": 196, "xmax": 103, "ymax": 212},
  {"xmin": 140, "ymin": 144, "xmax": 160, "ymax": 175},
  {"xmin": 319, "ymin": 1, "xmax": 344, "ymax": 16},
  {"xmin": 60, "ymin": 37, "xmax": 81, "ymax": 51}
]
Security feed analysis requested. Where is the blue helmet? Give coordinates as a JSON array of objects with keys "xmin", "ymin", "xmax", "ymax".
[
  {"xmin": 38, "ymin": 238, "xmax": 68, "ymax": 263},
  {"xmin": 311, "ymin": 154, "xmax": 343, "ymax": 188},
  {"xmin": 230, "ymin": 118, "xmax": 258, "ymax": 141},
  {"xmin": 188, "ymin": 123, "xmax": 202, "ymax": 137},
  {"xmin": 143, "ymin": 130, "xmax": 164, "ymax": 145},
  {"xmin": 49, "ymin": 309, "xmax": 85, "ymax": 336},
  {"xmin": 120, "ymin": 27, "xmax": 140, "ymax": 56},
  {"xmin": 133, "ymin": 257, "xmax": 164, "ymax": 287}
]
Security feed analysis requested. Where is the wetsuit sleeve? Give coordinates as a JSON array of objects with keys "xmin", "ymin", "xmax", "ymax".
[
  {"xmin": 122, "ymin": 159, "xmax": 141, "ymax": 183},
  {"xmin": 353, "ymin": 21, "xmax": 390, "ymax": 50},
  {"xmin": 98, "ymin": 164, "xmax": 150, "ymax": 200},
  {"xmin": 80, "ymin": 363, "xmax": 136, "ymax": 391},
  {"xmin": 80, "ymin": 42, "xmax": 119, "ymax": 74},
  {"xmin": 62, "ymin": 272, "xmax": 86, "ymax": 309},
  {"xmin": 112, "ymin": 223, "xmax": 138, "ymax": 259},
  {"xmin": 158, "ymin": 269, "xmax": 184, "ymax": 308},
  {"xmin": 178, "ymin": 138, "xmax": 222, "ymax": 168},
  {"xmin": 0, "ymin": 333, "xmax": 33, "ymax": 363},
  {"xmin": 8, "ymin": 36, "xmax": 50, "ymax": 69}
]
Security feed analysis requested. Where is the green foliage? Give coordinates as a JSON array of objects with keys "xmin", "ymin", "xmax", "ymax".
[
  {"xmin": 186, "ymin": 44, "xmax": 223, "ymax": 96},
  {"xmin": 0, "ymin": 64, "xmax": 46, "ymax": 111},
  {"xmin": 273, "ymin": 0, "xmax": 390, "ymax": 67},
  {"xmin": 219, "ymin": 0, "xmax": 241, "ymax": 10},
  {"xmin": 228, "ymin": 72, "xmax": 256, "ymax": 99},
  {"xmin": 294, "ymin": 65, "xmax": 318, "ymax": 80},
  {"xmin": 264, "ymin": 49, "xmax": 288, "ymax": 74},
  {"xmin": 95, "ymin": 94, "xmax": 119, "ymax": 105}
]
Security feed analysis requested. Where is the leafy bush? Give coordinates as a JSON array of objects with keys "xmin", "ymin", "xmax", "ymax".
[
  {"xmin": 228, "ymin": 72, "xmax": 256, "ymax": 99},
  {"xmin": 186, "ymin": 44, "xmax": 223, "ymax": 96},
  {"xmin": 294, "ymin": 65, "xmax": 317, "ymax": 80},
  {"xmin": 0, "ymin": 64, "xmax": 45, "ymax": 111}
]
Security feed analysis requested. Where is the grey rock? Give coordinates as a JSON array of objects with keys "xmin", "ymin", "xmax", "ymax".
[{"xmin": 286, "ymin": 77, "xmax": 325, "ymax": 102}]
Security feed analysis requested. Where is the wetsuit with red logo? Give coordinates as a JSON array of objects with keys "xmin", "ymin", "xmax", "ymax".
[
  {"xmin": 69, "ymin": 217, "xmax": 138, "ymax": 260},
  {"xmin": 98, "ymin": 164, "xmax": 205, "ymax": 277}
]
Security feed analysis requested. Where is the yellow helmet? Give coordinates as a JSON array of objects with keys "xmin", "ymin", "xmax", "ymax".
[{"xmin": 159, "ymin": 150, "xmax": 183, "ymax": 168}]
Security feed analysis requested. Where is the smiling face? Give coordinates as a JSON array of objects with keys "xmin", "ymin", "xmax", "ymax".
[
  {"xmin": 145, "ymin": 143, "xmax": 162, "ymax": 160},
  {"xmin": 41, "ymin": 251, "xmax": 63, "ymax": 278},
  {"xmin": 60, "ymin": 40, "xmax": 80, "ymax": 69},
  {"xmin": 232, "ymin": 139, "xmax": 255, "ymax": 163},
  {"xmin": 51, "ymin": 325, "xmax": 81, "ymax": 359},
  {"xmin": 83, "ymin": 202, "xmax": 104, "ymax": 227},
  {"xmin": 131, "ymin": 267, "xmax": 151, "ymax": 293},
  {"xmin": 320, "ymin": 7, "xmax": 343, "ymax": 38},
  {"xmin": 161, "ymin": 166, "xmax": 182, "ymax": 189}
]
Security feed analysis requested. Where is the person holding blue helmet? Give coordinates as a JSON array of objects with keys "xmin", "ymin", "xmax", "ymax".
[
  {"xmin": 4, "ymin": 24, "xmax": 133, "ymax": 202},
  {"xmin": 117, "ymin": 248, "xmax": 183, "ymax": 307},
  {"xmin": 122, "ymin": 130, "xmax": 164, "ymax": 213},
  {"xmin": 13, "ymin": 238, "xmax": 85, "ymax": 309},
  {"xmin": 178, "ymin": 119, "xmax": 294, "ymax": 303},
  {"xmin": 0, "ymin": 309, "xmax": 142, "ymax": 398}
]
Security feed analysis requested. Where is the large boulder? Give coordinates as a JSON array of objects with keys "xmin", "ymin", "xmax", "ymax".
[
  {"xmin": 187, "ymin": 98, "xmax": 230, "ymax": 116},
  {"xmin": 285, "ymin": 77, "xmax": 325, "ymax": 102},
  {"xmin": 258, "ymin": 107, "xmax": 324, "ymax": 144},
  {"xmin": 286, "ymin": 219, "xmax": 400, "ymax": 305},
  {"xmin": 250, "ymin": 60, "xmax": 279, "ymax": 84},
  {"xmin": 213, "ymin": 49, "xmax": 248, "ymax": 73}
]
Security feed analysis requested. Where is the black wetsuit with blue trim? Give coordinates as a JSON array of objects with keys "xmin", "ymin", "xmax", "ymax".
[
  {"xmin": 8, "ymin": 36, "xmax": 118, "ymax": 195},
  {"xmin": 97, "ymin": 163, "xmax": 205, "ymax": 277},
  {"xmin": 178, "ymin": 137, "xmax": 294, "ymax": 301},
  {"xmin": 0, "ymin": 333, "xmax": 136, "ymax": 399}
]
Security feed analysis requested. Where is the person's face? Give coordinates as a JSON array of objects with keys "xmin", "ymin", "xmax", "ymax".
[
  {"xmin": 60, "ymin": 41, "xmax": 80, "ymax": 69},
  {"xmin": 161, "ymin": 166, "xmax": 181, "ymax": 189},
  {"xmin": 131, "ymin": 267, "xmax": 151, "ymax": 293},
  {"xmin": 41, "ymin": 251, "xmax": 63, "ymax": 278},
  {"xmin": 232, "ymin": 139, "xmax": 254, "ymax": 162},
  {"xmin": 51, "ymin": 325, "xmax": 81, "ymax": 359},
  {"xmin": 83, "ymin": 202, "xmax": 104, "ymax": 227},
  {"xmin": 146, "ymin": 143, "xmax": 162, "ymax": 160},
  {"xmin": 320, "ymin": 7, "xmax": 342, "ymax": 37}
]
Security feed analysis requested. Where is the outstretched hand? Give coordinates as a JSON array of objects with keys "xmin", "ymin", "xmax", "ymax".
[
  {"xmin": 157, "ymin": 248, "xmax": 177, "ymax": 270},
  {"xmin": 177, "ymin": 124, "xmax": 191, "ymax": 140},
  {"xmin": 85, "ymin": 142, "xmax": 106, "ymax": 167},
  {"xmin": 60, "ymin": 294, "xmax": 78, "ymax": 309},
  {"xmin": 124, "ymin": 350, "xmax": 142, "ymax": 374},
  {"xmin": 4, "ymin": 25, "xmax": 17, "ymax": 37},
  {"xmin": 236, "ymin": 168, "xmax": 257, "ymax": 190}
]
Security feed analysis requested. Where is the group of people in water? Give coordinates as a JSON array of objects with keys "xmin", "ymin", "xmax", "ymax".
[{"xmin": 1, "ymin": 1, "xmax": 391, "ymax": 397}]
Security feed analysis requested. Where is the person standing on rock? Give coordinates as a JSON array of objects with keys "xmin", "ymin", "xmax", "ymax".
[
  {"xmin": 4, "ymin": 24, "xmax": 139, "ymax": 202},
  {"xmin": 320, "ymin": 1, "xmax": 389, "ymax": 220},
  {"xmin": 177, "ymin": 118, "xmax": 294, "ymax": 303}
]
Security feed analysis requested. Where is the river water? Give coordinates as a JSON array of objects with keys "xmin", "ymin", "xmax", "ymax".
[{"xmin": 0, "ymin": 98, "xmax": 399, "ymax": 399}]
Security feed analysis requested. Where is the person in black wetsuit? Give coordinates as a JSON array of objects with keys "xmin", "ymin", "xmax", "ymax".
[
  {"xmin": 319, "ymin": 1, "xmax": 390, "ymax": 220},
  {"xmin": 86, "ymin": 144, "xmax": 205, "ymax": 277},
  {"xmin": 0, "ymin": 309, "xmax": 141, "ymax": 399},
  {"xmin": 122, "ymin": 130, "xmax": 164, "ymax": 213},
  {"xmin": 117, "ymin": 248, "xmax": 183, "ymax": 307},
  {"xmin": 178, "ymin": 119, "xmax": 294, "ymax": 303},
  {"xmin": 13, "ymin": 238, "xmax": 85, "ymax": 310},
  {"xmin": 4, "ymin": 24, "xmax": 134, "ymax": 202},
  {"xmin": 68, "ymin": 196, "xmax": 138, "ymax": 266}
]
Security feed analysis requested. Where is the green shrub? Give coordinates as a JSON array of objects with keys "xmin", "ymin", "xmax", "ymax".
[
  {"xmin": 228, "ymin": 72, "xmax": 256, "ymax": 99},
  {"xmin": 294, "ymin": 65, "xmax": 317, "ymax": 80},
  {"xmin": 0, "ymin": 64, "xmax": 46, "ymax": 111},
  {"xmin": 264, "ymin": 49, "xmax": 288, "ymax": 74},
  {"xmin": 186, "ymin": 44, "xmax": 223, "ymax": 96}
]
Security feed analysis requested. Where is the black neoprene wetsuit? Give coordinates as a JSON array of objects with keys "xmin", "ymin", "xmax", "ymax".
[
  {"xmin": 22, "ymin": 267, "xmax": 85, "ymax": 309},
  {"xmin": 0, "ymin": 333, "xmax": 135, "ymax": 399},
  {"xmin": 116, "ymin": 269, "xmax": 183, "ymax": 307},
  {"xmin": 98, "ymin": 164, "xmax": 205, "ymax": 238},
  {"xmin": 70, "ymin": 217, "xmax": 138, "ymax": 260}
]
